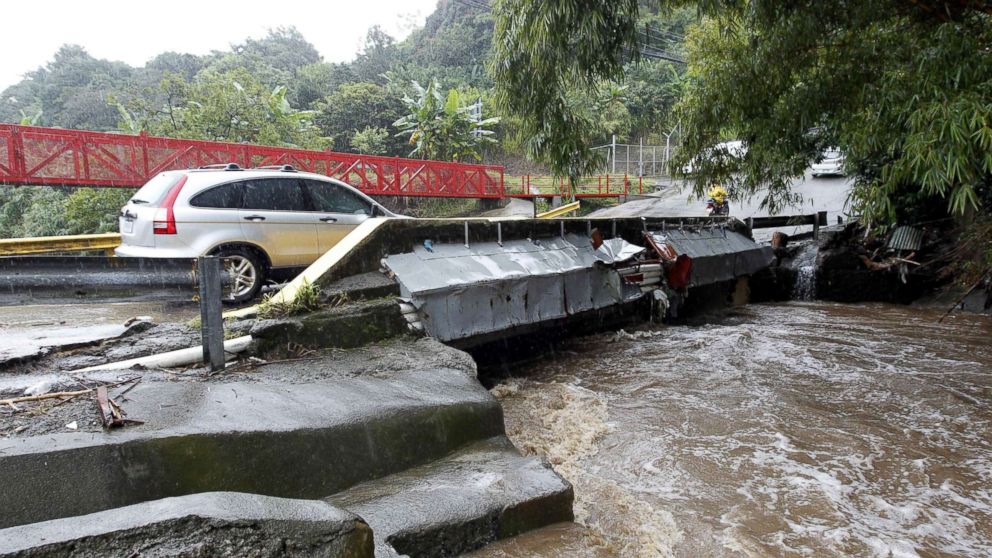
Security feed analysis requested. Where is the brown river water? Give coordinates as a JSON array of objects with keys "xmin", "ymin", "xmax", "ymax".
[{"xmin": 479, "ymin": 302, "xmax": 992, "ymax": 558}]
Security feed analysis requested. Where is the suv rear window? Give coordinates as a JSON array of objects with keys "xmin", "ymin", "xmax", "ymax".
[
  {"xmin": 242, "ymin": 178, "xmax": 309, "ymax": 211},
  {"xmin": 191, "ymin": 182, "xmax": 243, "ymax": 209},
  {"xmin": 129, "ymin": 173, "xmax": 184, "ymax": 206}
]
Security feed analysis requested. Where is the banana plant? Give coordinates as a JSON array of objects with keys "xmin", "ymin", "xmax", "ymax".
[{"xmin": 393, "ymin": 79, "xmax": 498, "ymax": 161}]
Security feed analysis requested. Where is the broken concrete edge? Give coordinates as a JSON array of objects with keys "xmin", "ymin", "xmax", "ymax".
[
  {"xmin": 0, "ymin": 492, "xmax": 373, "ymax": 558},
  {"xmin": 249, "ymin": 298, "xmax": 410, "ymax": 358},
  {"xmin": 385, "ymin": 472, "xmax": 574, "ymax": 558},
  {"xmin": 328, "ymin": 436, "xmax": 575, "ymax": 558},
  {"xmin": 0, "ymin": 318, "xmax": 155, "ymax": 371}
]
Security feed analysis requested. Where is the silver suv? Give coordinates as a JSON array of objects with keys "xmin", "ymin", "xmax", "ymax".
[{"xmin": 115, "ymin": 164, "xmax": 396, "ymax": 302}]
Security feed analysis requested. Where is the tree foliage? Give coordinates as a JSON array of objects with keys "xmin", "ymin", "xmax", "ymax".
[
  {"xmin": 393, "ymin": 80, "xmax": 498, "ymax": 161},
  {"xmin": 315, "ymin": 82, "xmax": 406, "ymax": 154},
  {"xmin": 490, "ymin": 0, "xmax": 640, "ymax": 179},
  {"xmin": 671, "ymin": 2, "xmax": 992, "ymax": 222},
  {"xmin": 124, "ymin": 68, "xmax": 329, "ymax": 149},
  {"xmin": 490, "ymin": 0, "xmax": 992, "ymax": 222}
]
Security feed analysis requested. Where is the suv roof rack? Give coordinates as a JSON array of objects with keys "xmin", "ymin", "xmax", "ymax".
[
  {"xmin": 198, "ymin": 163, "xmax": 243, "ymax": 171},
  {"xmin": 255, "ymin": 164, "xmax": 297, "ymax": 172}
]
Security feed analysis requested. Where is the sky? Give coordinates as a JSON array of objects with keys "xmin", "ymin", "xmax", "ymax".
[{"xmin": 0, "ymin": 0, "xmax": 439, "ymax": 90}]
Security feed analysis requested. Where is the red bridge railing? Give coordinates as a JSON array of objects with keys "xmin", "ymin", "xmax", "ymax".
[{"xmin": 0, "ymin": 124, "xmax": 505, "ymax": 198}]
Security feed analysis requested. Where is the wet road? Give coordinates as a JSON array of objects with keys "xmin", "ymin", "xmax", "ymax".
[
  {"xmin": 0, "ymin": 301, "xmax": 197, "ymax": 363},
  {"xmin": 485, "ymin": 302, "xmax": 992, "ymax": 557},
  {"xmin": 591, "ymin": 172, "xmax": 852, "ymax": 241}
]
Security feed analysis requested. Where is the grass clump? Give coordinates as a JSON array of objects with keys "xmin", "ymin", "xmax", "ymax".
[{"xmin": 258, "ymin": 279, "xmax": 323, "ymax": 319}]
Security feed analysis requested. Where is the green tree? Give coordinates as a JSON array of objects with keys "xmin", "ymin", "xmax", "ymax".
[
  {"xmin": 353, "ymin": 26, "xmax": 401, "ymax": 83},
  {"xmin": 490, "ymin": 0, "xmax": 639, "ymax": 179},
  {"xmin": 393, "ymin": 80, "xmax": 499, "ymax": 161},
  {"xmin": 126, "ymin": 69, "xmax": 330, "ymax": 149},
  {"xmin": 64, "ymin": 188, "xmax": 130, "ymax": 234},
  {"xmin": 0, "ymin": 187, "xmax": 70, "ymax": 238},
  {"xmin": 235, "ymin": 27, "xmax": 321, "ymax": 75},
  {"xmin": 351, "ymin": 126, "xmax": 390, "ymax": 155},
  {"xmin": 314, "ymin": 82, "xmax": 406, "ymax": 153},
  {"xmin": 290, "ymin": 62, "xmax": 356, "ymax": 109}
]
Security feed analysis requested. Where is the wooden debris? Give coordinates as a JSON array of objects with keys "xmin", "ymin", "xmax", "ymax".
[
  {"xmin": 0, "ymin": 389, "xmax": 92, "ymax": 407},
  {"xmin": 95, "ymin": 386, "xmax": 144, "ymax": 428}
]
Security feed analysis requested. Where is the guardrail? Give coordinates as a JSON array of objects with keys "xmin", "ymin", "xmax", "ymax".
[
  {"xmin": 0, "ymin": 256, "xmax": 225, "ymax": 305},
  {"xmin": 746, "ymin": 212, "xmax": 828, "ymax": 229},
  {"xmin": 535, "ymin": 200, "xmax": 581, "ymax": 219},
  {"xmin": 0, "ymin": 233, "xmax": 121, "ymax": 256},
  {"xmin": 747, "ymin": 211, "xmax": 829, "ymax": 239}
]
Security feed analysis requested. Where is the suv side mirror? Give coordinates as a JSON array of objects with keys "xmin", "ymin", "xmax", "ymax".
[{"xmin": 370, "ymin": 204, "xmax": 382, "ymax": 217}]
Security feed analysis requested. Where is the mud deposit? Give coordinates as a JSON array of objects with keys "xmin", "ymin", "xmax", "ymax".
[{"xmin": 487, "ymin": 302, "xmax": 992, "ymax": 557}]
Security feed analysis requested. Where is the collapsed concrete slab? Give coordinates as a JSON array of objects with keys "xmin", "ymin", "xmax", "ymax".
[
  {"xmin": 329, "ymin": 437, "xmax": 573, "ymax": 558},
  {"xmin": 250, "ymin": 299, "xmax": 408, "ymax": 357},
  {"xmin": 0, "ymin": 340, "xmax": 503, "ymax": 529},
  {"xmin": 0, "ymin": 492, "xmax": 372, "ymax": 558}
]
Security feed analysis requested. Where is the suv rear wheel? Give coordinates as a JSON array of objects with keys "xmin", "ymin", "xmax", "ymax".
[{"xmin": 215, "ymin": 247, "xmax": 264, "ymax": 304}]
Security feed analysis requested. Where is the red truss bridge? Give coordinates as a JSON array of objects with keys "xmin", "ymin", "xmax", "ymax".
[{"xmin": 0, "ymin": 124, "xmax": 642, "ymax": 199}]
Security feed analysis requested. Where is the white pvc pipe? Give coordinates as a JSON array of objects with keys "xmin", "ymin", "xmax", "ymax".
[{"xmin": 73, "ymin": 335, "xmax": 253, "ymax": 372}]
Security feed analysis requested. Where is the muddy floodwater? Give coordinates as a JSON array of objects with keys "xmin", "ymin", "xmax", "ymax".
[{"xmin": 484, "ymin": 302, "xmax": 992, "ymax": 557}]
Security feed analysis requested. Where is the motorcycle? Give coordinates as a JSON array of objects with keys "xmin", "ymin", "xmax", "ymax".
[{"xmin": 706, "ymin": 198, "xmax": 730, "ymax": 216}]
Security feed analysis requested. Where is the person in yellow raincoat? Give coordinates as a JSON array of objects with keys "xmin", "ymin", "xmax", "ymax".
[{"xmin": 706, "ymin": 185, "xmax": 730, "ymax": 216}]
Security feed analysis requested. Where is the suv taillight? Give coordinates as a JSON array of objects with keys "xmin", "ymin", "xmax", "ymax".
[{"xmin": 153, "ymin": 175, "xmax": 188, "ymax": 235}]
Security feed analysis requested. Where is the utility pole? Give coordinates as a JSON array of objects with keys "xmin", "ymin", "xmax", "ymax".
[
  {"xmin": 639, "ymin": 137, "xmax": 644, "ymax": 177},
  {"xmin": 470, "ymin": 98, "xmax": 483, "ymax": 138},
  {"xmin": 611, "ymin": 134, "xmax": 616, "ymax": 174}
]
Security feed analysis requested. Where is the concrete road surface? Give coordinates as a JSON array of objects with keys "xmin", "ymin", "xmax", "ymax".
[{"xmin": 590, "ymin": 171, "xmax": 853, "ymax": 240}]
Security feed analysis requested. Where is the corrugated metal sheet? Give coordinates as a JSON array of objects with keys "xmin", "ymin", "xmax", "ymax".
[
  {"xmin": 383, "ymin": 235, "xmax": 636, "ymax": 341},
  {"xmin": 887, "ymin": 226, "xmax": 923, "ymax": 252},
  {"xmin": 384, "ymin": 229, "xmax": 772, "ymax": 342},
  {"xmin": 648, "ymin": 228, "xmax": 774, "ymax": 288}
]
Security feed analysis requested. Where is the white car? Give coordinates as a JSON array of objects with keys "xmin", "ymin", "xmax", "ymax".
[
  {"xmin": 116, "ymin": 164, "xmax": 397, "ymax": 302},
  {"xmin": 811, "ymin": 149, "xmax": 846, "ymax": 177}
]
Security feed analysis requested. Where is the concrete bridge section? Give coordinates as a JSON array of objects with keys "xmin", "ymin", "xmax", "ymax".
[{"xmin": 246, "ymin": 216, "xmax": 771, "ymax": 346}]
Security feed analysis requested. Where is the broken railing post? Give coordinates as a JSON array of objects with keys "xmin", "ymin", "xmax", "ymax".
[
  {"xmin": 198, "ymin": 256, "xmax": 225, "ymax": 371},
  {"xmin": 813, "ymin": 211, "xmax": 826, "ymax": 240}
]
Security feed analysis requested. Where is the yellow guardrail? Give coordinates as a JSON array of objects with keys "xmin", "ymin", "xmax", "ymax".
[
  {"xmin": 0, "ymin": 233, "xmax": 121, "ymax": 256},
  {"xmin": 535, "ymin": 200, "xmax": 581, "ymax": 219}
]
